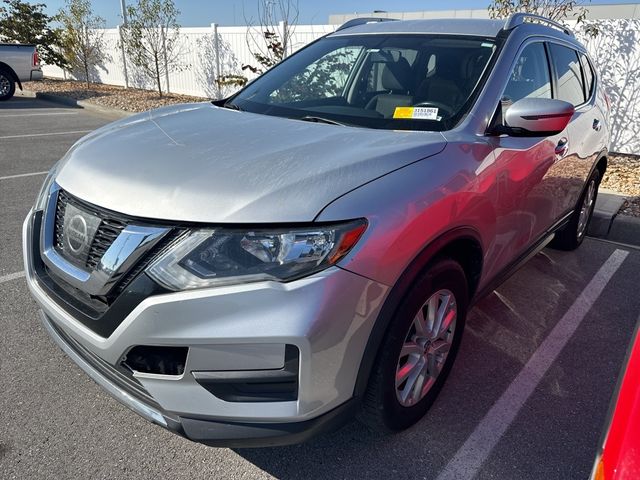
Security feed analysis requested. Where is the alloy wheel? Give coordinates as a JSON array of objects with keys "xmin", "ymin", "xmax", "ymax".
[
  {"xmin": 395, "ymin": 289, "xmax": 457, "ymax": 407},
  {"xmin": 577, "ymin": 179, "xmax": 596, "ymax": 240},
  {"xmin": 0, "ymin": 74, "xmax": 10, "ymax": 96}
]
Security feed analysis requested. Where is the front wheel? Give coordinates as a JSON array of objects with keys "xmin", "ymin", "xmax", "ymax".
[
  {"xmin": 359, "ymin": 258, "xmax": 468, "ymax": 432},
  {"xmin": 0, "ymin": 68, "xmax": 16, "ymax": 101},
  {"xmin": 551, "ymin": 168, "xmax": 601, "ymax": 251}
]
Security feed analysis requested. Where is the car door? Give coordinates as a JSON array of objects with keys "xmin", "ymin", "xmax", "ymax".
[
  {"xmin": 485, "ymin": 41, "xmax": 566, "ymax": 273},
  {"xmin": 547, "ymin": 43, "xmax": 603, "ymax": 218}
]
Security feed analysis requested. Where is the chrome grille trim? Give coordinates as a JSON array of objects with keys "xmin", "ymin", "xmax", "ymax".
[{"xmin": 41, "ymin": 182, "xmax": 172, "ymax": 297}]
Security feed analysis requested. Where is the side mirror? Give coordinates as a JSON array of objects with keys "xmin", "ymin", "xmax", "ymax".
[{"xmin": 502, "ymin": 98, "xmax": 574, "ymax": 136}]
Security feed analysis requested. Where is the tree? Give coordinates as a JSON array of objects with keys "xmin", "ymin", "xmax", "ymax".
[
  {"xmin": 217, "ymin": 0, "xmax": 298, "ymax": 90},
  {"xmin": 0, "ymin": 0, "xmax": 67, "ymax": 68},
  {"xmin": 488, "ymin": 0, "xmax": 597, "ymax": 35},
  {"xmin": 120, "ymin": 0, "xmax": 181, "ymax": 97},
  {"xmin": 243, "ymin": 0, "xmax": 299, "ymax": 75},
  {"xmin": 57, "ymin": 0, "xmax": 107, "ymax": 89}
]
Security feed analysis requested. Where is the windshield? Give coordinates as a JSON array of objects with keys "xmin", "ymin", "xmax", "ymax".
[{"xmin": 228, "ymin": 34, "xmax": 498, "ymax": 131}]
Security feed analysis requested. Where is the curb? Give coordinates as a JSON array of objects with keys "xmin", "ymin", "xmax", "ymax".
[
  {"xmin": 588, "ymin": 191, "xmax": 626, "ymax": 238},
  {"xmin": 608, "ymin": 215, "xmax": 640, "ymax": 247},
  {"xmin": 22, "ymin": 90, "xmax": 134, "ymax": 119},
  {"xmin": 588, "ymin": 190, "xmax": 640, "ymax": 247}
]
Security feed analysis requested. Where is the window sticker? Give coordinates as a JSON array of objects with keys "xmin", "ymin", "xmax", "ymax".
[{"xmin": 393, "ymin": 106, "xmax": 439, "ymax": 120}]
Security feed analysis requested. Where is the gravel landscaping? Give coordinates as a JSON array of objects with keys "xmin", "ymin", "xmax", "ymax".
[
  {"xmin": 601, "ymin": 154, "xmax": 640, "ymax": 217},
  {"xmin": 22, "ymin": 78, "xmax": 208, "ymax": 113},
  {"xmin": 19, "ymin": 79, "xmax": 640, "ymax": 217}
]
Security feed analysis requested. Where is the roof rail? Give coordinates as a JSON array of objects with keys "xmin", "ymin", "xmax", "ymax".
[
  {"xmin": 504, "ymin": 12, "xmax": 574, "ymax": 37},
  {"xmin": 336, "ymin": 17, "xmax": 398, "ymax": 32}
]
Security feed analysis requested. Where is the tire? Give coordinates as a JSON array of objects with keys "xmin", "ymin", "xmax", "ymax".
[
  {"xmin": 0, "ymin": 68, "xmax": 16, "ymax": 101},
  {"xmin": 359, "ymin": 258, "xmax": 468, "ymax": 433},
  {"xmin": 550, "ymin": 168, "xmax": 601, "ymax": 251}
]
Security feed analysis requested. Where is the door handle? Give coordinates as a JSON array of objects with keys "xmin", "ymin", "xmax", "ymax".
[
  {"xmin": 592, "ymin": 119, "xmax": 602, "ymax": 131},
  {"xmin": 555, "ymin": 137, "xmax": 569, "ymax": 157}
]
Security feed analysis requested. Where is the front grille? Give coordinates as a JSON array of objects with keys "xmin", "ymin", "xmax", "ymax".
[{"xmin": 54, "ymin": 190, "xmax": 128, "ymax": 269}]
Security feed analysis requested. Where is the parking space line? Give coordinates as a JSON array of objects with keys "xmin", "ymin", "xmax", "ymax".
[
  {"xmin": 2, "ymin": 112, "xmax": 79, "ymax": 117},
  {"xmin": 436, "ymin": 248, "xmax": 629, "ymax": 480},
  {"xmin": 0, "ymin": 271, "xmax": 25, "ymax": 284},
  {"xmin": 0, "ymin": 130, "xmax": 91, "ymax": 140},
  {"xmin": 0, "ymin": 171, "xmax": 47, "ymax": 181}
]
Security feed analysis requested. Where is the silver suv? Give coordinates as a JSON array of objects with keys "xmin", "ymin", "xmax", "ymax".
[{"xmin": 23, "ymin": 14, "xmax": 609, "ymax": 447}]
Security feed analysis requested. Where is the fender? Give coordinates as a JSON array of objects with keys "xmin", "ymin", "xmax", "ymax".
[{"xmin": 352, "ymin": 226, "xmax": 483, "ymax": 398}]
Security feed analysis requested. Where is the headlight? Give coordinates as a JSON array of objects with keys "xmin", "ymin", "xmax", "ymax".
[
  {"xmin": 34, "ymin": 163, "xmax": 59, "ymax": 211},
  {"xmin": 147, "ymin": 220, "xmax": 367, "ymax": 291}
]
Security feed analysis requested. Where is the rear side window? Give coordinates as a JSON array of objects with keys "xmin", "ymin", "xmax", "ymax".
[
  {"xmin": 549, "ymin": 44, "xmax": 585, "ymax": 106},
  {"xmin": 580, "ymin": 53, "xmax": 594, "ymax": 99},
  {"xmin": 503, "ymin": 42, "xmax": 552, "ymax": 104}
]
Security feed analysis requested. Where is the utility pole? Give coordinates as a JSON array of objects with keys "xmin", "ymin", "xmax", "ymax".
[{"xmin": 120, "ymin": 0, "xmax": 128, "ymax": 25}]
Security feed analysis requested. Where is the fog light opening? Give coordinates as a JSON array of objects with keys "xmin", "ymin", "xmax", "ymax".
[{"xmin": 122, "ymin": 345, "xmax": 188, "ymax": 376}]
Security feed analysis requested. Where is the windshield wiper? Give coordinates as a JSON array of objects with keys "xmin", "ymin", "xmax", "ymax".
[
  {"xmin": 298, "ymin": 115, "xmax": 346, "ymax": 126},
  {"xmin": 222, "ymin": 101, "xmax": 243, "ymax": 111}
]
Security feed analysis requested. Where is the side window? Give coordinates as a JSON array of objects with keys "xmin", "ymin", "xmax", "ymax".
[
  {"xmin": 580, "ymin": 53, "xmax": 594, "ymax": 99},
  {"xmin": 549, "ymin": 44, "xmax": 586, "ymax": 106},
  {"xmin": 503, "ymin": 42, "xmax": 552, "ymax": 104}
]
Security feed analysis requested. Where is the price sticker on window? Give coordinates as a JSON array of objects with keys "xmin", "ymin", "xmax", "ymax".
[{"xmin": 393, "ymin": 106, "xmax": 439, "ymax": 120}]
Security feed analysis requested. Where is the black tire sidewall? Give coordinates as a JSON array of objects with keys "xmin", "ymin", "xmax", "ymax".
[
  {"xmin": 0, "ymin": 69, "xmax": 16, "ymax": 101},
  {"xmin": 378, "ymin": 258, "xmax": 468, "ymax": 430},
  {"xmin": 576, "ymin": 169, "xmax": 601, "ymax": 245},
  {"xmin": 551, "ymin": 167, "xmax": 601, "ymax": 251}
]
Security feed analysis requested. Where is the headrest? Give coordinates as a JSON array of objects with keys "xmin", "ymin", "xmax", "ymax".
[{"xmin": 381, "ymin": 57, "xmax": 412, "ymax": 92}]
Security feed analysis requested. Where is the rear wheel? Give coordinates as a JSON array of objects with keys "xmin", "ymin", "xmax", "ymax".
[
  {"xmin": 551, "ymin": 168, "xmax": 601, "ymax": 251},
  {"xmin": 359, "ymin": 258, "xmax": 468, "ymax": 432},
  {"xmin": 0, "ymin": 68, "xmax": 16, "ymax": 101}
]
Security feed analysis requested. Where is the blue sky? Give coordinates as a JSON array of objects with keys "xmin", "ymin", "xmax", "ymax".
[{"xmin": 43, "ymin": 0, "xmax": 640, "ymax": 27}]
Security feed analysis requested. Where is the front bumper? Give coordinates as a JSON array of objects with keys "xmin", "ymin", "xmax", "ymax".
[{"xmin": 23, "ymin": 211, "xmax": 388, "ymax": 445}]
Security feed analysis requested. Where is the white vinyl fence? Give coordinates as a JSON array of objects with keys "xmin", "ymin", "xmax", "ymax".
[
  {"xmin": 41, "ymin": 20, "xmax": 640, "ymax": 153},
  {"xmin": 42, "ymin": 23, "xmax": 335, "ymax": 99}
]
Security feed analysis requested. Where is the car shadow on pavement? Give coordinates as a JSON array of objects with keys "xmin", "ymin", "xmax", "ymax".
[
  {"xmin": 233, "ymin": 421, "xmax": 431, "ymax": 480},
  {"xmin": 231, "ymin": 249, "xmax": 613, "ymax": 480}
]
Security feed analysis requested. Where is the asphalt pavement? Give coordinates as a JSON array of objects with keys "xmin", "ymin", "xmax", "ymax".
[{"xmin": 1, "ymin": 95, "xmax": 639, "ymax": 480}]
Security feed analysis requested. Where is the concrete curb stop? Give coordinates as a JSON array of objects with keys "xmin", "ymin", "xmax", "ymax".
[
  {"xmin": 588, "ymin": 191, "xmax": 640, "ymax": 246},
  {"xmin": 20, "ymin": 90, "xmax": 134, "ymax": 120}
]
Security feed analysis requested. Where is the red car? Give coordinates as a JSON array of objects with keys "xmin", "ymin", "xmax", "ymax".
[{"xmin": 592, "ymin": 323, "xmax": 640, "ymax": 479}]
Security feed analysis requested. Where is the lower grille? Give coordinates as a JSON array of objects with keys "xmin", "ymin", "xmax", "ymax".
[{"xmin": 47, "ymin": 317, "xmax": 159, "ymax": 410}]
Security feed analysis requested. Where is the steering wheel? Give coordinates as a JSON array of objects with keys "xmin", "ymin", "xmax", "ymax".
[{"xmin": 411, "ymin": 101, "xmax": 455, "ymax": 118}]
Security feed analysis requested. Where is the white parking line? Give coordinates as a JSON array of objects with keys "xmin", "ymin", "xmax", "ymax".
[
  {"xmin": 436, "ymin": 248, "xmax": 629, "ymax": 480},
  {"xmin": 0, "ymin": 130, "xmax": 91, "ymax": 140},
  {"xmin": 0, "ymin": 171, "xmax": 47, "ymax": 181},
  {"xmin": 2, "ymin": 112, "xmax": 79, "ymax": 117},
  {"xmin": 0, "ymin": 271, "xmax": 25, "ymax": 284}
]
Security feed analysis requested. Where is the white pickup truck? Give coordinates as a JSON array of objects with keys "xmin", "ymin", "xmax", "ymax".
[{"xmin": 0, "ymin": 43, "xmax": 43, "ymax": 101}]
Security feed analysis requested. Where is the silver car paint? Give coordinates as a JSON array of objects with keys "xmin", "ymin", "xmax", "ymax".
[
  {"xmin": 55, "ymin": 104, "xmax": 447, "ymax": 223},
  {"xmin": 322, "ymin": 26, "xmax": 607, "ymax": 290},
  {"xmin": 0, "ymin": 43, "xmax": 42, "ymax": 82},
  {"xmin": 23, "ymin": 19, "xmax": 609, "ymax": 433},
  {"xmin": 24, "ymin": 213, "xmax": 389, "ymax": 420}
]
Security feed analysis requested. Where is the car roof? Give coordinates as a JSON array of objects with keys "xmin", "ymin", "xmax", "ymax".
[
  {"xmin": 329, "ymin": 18, "xmax": 508, "ymax": 38},
  {"xmin": 329, "ymin": 17, "xmax": 581, "ymax": 47}
]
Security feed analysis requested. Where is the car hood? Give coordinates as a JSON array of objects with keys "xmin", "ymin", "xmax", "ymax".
[{"xmin": 55, "ymin": 103, "xmax": 447, "ymax": 223}]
